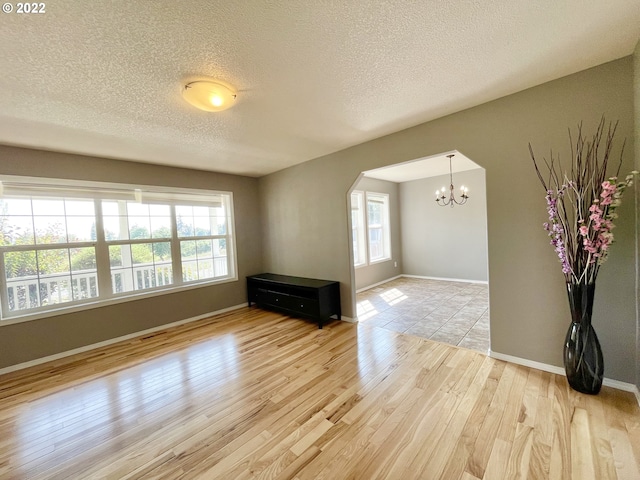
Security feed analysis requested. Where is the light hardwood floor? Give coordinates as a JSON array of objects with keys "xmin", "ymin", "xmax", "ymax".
[{"xmin": 0, "ymin": 308, "xmax": 638, "ymax": 479}]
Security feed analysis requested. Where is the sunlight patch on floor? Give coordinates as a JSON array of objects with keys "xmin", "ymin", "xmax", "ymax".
[
  {"xmin": 356, "ymin": 299, "xmax": 379, "ymax": 321},
  {"xmin": 380, "ymin": 288, "xmax": 408, "ymax": 306}
]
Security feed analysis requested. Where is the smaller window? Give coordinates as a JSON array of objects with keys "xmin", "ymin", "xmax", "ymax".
[
  {"xmin": 103, "ymin": 200, "xmax": 175, "ymax": 295},
  {"xmin": 350, "ymin": 190, "xmax": 392, "ymax": 267},
  {"xmin": 351, "ymin": 191, "xmax": 367, "ymax": 267},
  {"xmin": 177, "ymin": 197, "xmax": 231, "ymax": 283},
  {"xmin": 366, "ymin": 192, "xmax": 391, "ymax": 263}
]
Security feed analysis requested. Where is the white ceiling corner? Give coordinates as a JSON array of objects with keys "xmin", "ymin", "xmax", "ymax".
[
  {"xmin": 363, "ymin": 152, "xmax": 481, "ymax": 183},
  {"xmin": 0, "ymin": 1, "xmax": 638, "ymax": 177}
]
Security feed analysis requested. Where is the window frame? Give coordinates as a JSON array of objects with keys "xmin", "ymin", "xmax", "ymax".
[
  {"xmin": 350, "ymin": 190, "xmax": 367, "ymax": 268},
  {"xmin": 365, "ymin": 192, "xmax": 391, "ymax": 264},
  {"xmin": 350, "ymin": 189, "xmax": 392, "ymax": 268},
  {"xmin": 0, "ymin": 176, "xmax": 238, "ymax": 324}
]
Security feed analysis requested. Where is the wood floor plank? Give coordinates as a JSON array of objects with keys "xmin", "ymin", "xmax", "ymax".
[
  {"xmin": 419, "ymin": 358, "xmax": 502, "ymax": 479},
  {"xmin": 583, "ymin": 393, "xmax": 617, "ymax": 479},
  {"xmin": 506, "ymin": 422, "xmax": 534, "ymax": 479},
  {"xmin": 482, "ymin": 438, "xmax": 513, "ymax": 480},
  {"xmin": 571, "ymin": 407, "xmax": 596, "ymax": 480},
  {"xmin": 0, "ymin": 307, "xmax": 637, "ymax": 479},
  {"xmin": 602, "ymin": 388, "xmax": 640, "ymax": 480},
  {"xmin": 466, "ymin": 355, "xmax": 518, "ymax": 478},
  {"xmin": 527, "ymin": 395, "xmax": 554, "ymax": 479}
]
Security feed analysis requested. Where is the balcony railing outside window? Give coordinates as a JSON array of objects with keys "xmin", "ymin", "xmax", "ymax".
[
  {"xmin": 5, "ymin": 257, "xmax": 228, "ymax": 313},
  {"xmin": 0, "ymin": 179, "xmax": 236, "ymax": 321}
]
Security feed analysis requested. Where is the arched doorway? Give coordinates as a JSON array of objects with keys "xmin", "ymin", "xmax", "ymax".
[{"xmin": 347, "ymin": 151, "xmax": 490, "ymax": 353}]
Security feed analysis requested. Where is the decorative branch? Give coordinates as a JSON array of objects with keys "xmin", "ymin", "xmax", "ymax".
[{"xmin": 529, "ymin": 117, "xmax": 634, "ymax": 284}]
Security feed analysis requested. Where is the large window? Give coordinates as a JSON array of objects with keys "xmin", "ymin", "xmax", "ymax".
[
  {"xmin": 350, "ymin": 190, "xmax": 391, "ymax": 267},
  {"xmin": 0, "ymin": 178, "xmax": 236, "ymax": 320}
]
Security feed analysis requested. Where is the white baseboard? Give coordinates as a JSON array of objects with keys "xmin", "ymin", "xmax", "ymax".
[
  {"xmin": 0, "ymin": 303, "xmax": 246, "ymax": 376},
  {"xmin": 490, "ymin": 350, "xmax": 640, "ymax": 403},
  {"xmin": 356, "ymin": 275, "xmax": 402, "ymax": 293},
  {"xmin": 355, "ymin": 274, "xmax": 487, "ymax": 294},
  {"xmin": 401, "ymin": 274, "xmax": 488, "ymax": 285},
  {"xmin": 338, "ymin": 316, "xmax": 357, "ymax": 323},
  {"xmin": 489, "ymin": 351, "xmax": 565, "ymax": 376}
]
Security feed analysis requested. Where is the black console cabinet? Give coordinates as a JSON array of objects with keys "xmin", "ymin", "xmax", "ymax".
[{"xmin": 247, "ymin": 273, "xmax": 341, "ymax": 329}]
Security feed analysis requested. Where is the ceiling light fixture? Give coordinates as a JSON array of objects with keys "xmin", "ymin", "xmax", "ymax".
[
  {"xmin": 182, "ymin": 80, "xmax": 237, "ymax": 112},
  {"xmin": 435, "ymin": 154, "xmax": 469, "ymax": 207}
]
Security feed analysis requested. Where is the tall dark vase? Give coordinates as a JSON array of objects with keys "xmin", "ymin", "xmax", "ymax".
[{"xmin": 563, "ymin": 282, "xmax": 603, "ymax": 394}]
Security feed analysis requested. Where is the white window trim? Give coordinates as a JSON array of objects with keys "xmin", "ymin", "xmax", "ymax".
[
  {"xmin": 366, "ymin": 192, "xmax": 392, "ymax": 264},
  {"xmin": 351, "ymin": 190, "xmax": 367, "ymax": 268},
  {"xmin": 0, "ymin": 175, "xmax": 238, "ymax": 325},
  {"xmin": 350, "ymin": 190, "xmax": 392, "ymax": 268}
]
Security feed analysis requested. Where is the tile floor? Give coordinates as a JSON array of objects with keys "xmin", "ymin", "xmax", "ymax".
[{"xmin": 356, "ymin": 276, "xmax": 490, "ymax": 353}]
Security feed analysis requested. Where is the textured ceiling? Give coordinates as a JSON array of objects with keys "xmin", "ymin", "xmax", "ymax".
[{"xmin": 0, "ymin": 1, "xmax": 639, "ymax": 177}]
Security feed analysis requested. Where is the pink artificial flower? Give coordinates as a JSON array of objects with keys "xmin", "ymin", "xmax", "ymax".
[{"xmin": 579, "ymin": 226, "xmax": 588, "ymax": 236}]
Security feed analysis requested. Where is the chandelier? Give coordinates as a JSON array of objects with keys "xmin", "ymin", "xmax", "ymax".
[{"xmin": 435, "ymin": 154, "xmax": 469, "ymax": 207}]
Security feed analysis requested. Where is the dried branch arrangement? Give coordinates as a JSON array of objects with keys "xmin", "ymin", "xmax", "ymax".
[{"xmin": 529, "ymin": 118, "xmax": 635, "ymax": 284}]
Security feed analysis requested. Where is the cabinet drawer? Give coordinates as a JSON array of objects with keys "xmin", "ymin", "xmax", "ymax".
[
  {"xmin": 280, "ymin": 295, "xmax": 319, "ymax": 315},
  {"xmin": 254, "ymin": 289, "xmax": 319, "ymax": 316}
]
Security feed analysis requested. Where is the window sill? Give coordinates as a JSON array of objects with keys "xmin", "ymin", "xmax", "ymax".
[
  {"xmin": 354, "ymin": 258, "xmax": 392, "ymax": 269},
  {"xmin": 369, "ymin": 257, "xmax": 392, "ymax": 266},
  {"xmin": 0, "ymin": 275, "xmax": 238, "ymax": 327}
]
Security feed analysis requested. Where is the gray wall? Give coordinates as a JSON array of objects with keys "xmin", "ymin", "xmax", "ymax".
[
  {"xmin": 0, "ymin": 146, "xmax": 263, "ymax": 369},
  {"xmin": 400, "ymin": 168, "xmax": 488, "ymax": 282},
  {"xmin": 352, "ymin": 176, "xmax": 402, "ymax": 291},
  {"xmin": 259, "ymin": 57, "xmax": 636, "ymax": 383}
]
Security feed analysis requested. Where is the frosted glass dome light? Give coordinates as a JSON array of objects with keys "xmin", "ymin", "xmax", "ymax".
[{"xmin": 182, "ymin": 80, "xmax": 237, "ymax": 112}]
